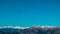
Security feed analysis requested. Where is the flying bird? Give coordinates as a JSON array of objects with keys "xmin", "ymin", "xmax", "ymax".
[
  {"xmin": 18, "ymin": 10, "xmax": 22, "ymax": 15},
  {"xmin": 18, "ymin": 10, "xmax": 22, "ymax": 12}
]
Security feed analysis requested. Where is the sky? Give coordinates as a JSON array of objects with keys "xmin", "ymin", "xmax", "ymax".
[{"xmin": 0, "ymin": 0, "xmax": 60, "ymax": 26}]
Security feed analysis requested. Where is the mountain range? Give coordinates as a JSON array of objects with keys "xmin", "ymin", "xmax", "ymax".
[{"xmin": 0, "ymin": 26, "xmax": 60, "ymax": 34}]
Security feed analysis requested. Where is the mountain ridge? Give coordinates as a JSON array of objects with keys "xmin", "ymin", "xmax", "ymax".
[{"xmin": 0, "ymin": 26, "xmax": 60, "ymax": 34}]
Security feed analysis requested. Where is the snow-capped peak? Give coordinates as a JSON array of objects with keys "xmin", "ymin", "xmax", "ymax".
[
  {"xmin": 0, "ymin": 26, "xmax": 29, "ymax": 29},
  {"xmin": 0, "ymin": 26, "xmax": 59, "ymax": 29}
]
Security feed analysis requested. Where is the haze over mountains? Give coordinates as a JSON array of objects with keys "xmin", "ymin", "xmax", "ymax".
[{"xmin": 0, "ymin": 26, "xmax": 60, "ymax": 34}]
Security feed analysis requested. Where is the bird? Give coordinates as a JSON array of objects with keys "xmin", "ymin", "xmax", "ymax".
[{"xmin": 18, "ymin": 10, "xmax": 22, "ymax": 12}]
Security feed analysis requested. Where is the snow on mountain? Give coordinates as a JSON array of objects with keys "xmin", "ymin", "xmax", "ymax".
[
  {"xmin": 0, "ymin": 26, "xmax": 59, "ymax": 29},
  {"xmin": 0, "ymin": 26, "xmax": 30, "ymax": 29},
  {"xmin": 0, "ymin": 26, "xmax": 60, "ymax": 34}
]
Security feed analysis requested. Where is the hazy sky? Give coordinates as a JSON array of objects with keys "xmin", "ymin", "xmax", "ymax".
[{"xmin": 0, "ymin": 0, "xmax": 60, "ymax": 26}]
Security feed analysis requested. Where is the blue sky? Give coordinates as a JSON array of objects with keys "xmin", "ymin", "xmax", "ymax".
[{"xmin": 0, "ymin": 0, "xmax": 60, "ymax": 26}]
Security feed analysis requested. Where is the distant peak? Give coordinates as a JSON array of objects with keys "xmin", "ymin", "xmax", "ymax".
[
  {"xmin": 0, "ymin": 26, "xmax": 59, "ymax": 29},
  {"xmin": 0, "ymin": 26, "xmax": 29, "ymax": 29}
]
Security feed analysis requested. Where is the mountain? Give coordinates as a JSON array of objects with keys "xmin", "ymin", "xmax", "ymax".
[{"xmin": 0, "ymin": 26, "xmax": 60, "ymax": 34}]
